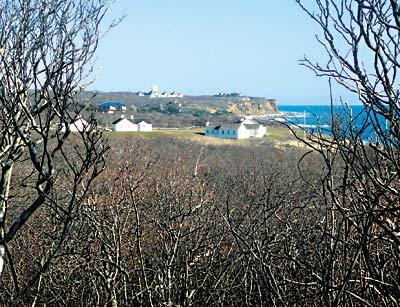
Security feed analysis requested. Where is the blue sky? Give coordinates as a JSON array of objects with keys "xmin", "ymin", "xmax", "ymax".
[{"xmin": 92, "ymin": 0, "xmax": 355, "ymax": 105}]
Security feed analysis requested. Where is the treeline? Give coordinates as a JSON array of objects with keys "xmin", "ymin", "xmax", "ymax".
[{"xmin": 2, "ymin": 136, "xmax": 397, "ymax": 306}]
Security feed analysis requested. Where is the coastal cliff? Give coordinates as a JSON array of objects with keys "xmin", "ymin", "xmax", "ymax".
[{"xmin": 226, "ymin": 99, "xmax": 277, "ymax": 115}]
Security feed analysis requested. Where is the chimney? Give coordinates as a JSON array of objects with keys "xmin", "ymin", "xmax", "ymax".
[{"xmin": 120, "ymin": 115, "xmax": 125, "ymax": 119}]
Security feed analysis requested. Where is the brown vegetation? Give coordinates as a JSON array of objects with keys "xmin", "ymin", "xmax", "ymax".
[
  {"xmin": 0, "ymin": 136, "xmax": 323, "ymax": 306},
  {"xmin": 2, "ymin": 134, "xmax": 397, "ymax": 306}
]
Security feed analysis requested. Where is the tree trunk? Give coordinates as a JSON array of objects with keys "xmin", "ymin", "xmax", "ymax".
[{"xmin": 0, "ymin": 162, "xmax": 13, "ymax": 275}]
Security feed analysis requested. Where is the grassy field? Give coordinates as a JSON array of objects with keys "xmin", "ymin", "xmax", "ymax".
[
  {"xmin": 103, "ymin": 125, "xmax": 299, "ymax": 146},
  {"xmin": 266, "ymin": 126, "xmax": 294, "ymax": 140}
]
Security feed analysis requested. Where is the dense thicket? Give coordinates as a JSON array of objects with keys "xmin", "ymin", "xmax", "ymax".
[
  {"xmin": 0, "ymin": 137, "xmax": 307, "ymax": 305},
  {"xmin": 0, "ymin": 135, "xmax": 389, "ymax": 306}
]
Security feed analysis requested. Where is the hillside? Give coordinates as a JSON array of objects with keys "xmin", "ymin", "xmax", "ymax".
[
  {"xmin": 77, "ymin": 91, "xmax": 278, "ymax": 115},
  {"xmin": 76, "ymin": 91, "xmax": 277, "ymax": 128}
]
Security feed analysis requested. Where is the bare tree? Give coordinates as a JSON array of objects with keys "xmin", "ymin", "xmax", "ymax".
[
  {"xmin": 294, "ymin": 0, "xmax": 400, "ymax": 305},
  {"xmin": 0, "ymin": 0, "xmax": 112, "ymax": 303}
]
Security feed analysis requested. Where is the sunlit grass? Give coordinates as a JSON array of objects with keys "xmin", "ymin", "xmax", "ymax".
[
  {"xmin": 103, "ymin": 129, "xmax": 204, "ymax": 139},
  {"xmin": 103, "ymin": 126, "xmax": 296, "ymax": 146},
  {"xmin": 266, "ymin": 126, "xmax": 293, "ymax": 140}
]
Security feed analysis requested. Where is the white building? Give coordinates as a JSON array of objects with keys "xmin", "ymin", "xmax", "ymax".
[
  {"xmin": 204, "ymin": 116, "xmax": 266, "ymax": 139},
  {"xmin": 70, "ymin": 117, "xmax": 92, "ymax": 132},
  {"xmin": 112, "ymin": 117, "xmax": 138, "ymax": 132},
  {"xmin": 98, "ymin": 101, "xmax": 127, "ymax": 113},
  {"xmin": 145, "ymin": 84, "xmax": 183, "ymax": 98},
  {"xmin": 150, "ymin": 84, "xmax": 159, "ymax": 98},
  {"xmin": 57, "ymin": 116, "xmax": 92, "ymax": 132},
  {"xmin": 137, "ymin": 120, "xmax": 152, "ymax": 132},
  {"xmin": 112, "ymin": 116, "xmax": 152, "ymax": 132}
]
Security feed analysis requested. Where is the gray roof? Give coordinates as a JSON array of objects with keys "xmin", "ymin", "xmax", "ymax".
[
  {"xmin": 220, "ymin": 123, "xmax": 243, "ymax": 130},
  {"xmin": 244, "ymin": 124, "xmax": 261, "ymax": 129},
  {"xmin": 206, "ymin": 123, "xmax": 242, "ymax": 130},
  {"xmin": 206, "ymin": 124, "xmax": 221, "ymax": 130}
]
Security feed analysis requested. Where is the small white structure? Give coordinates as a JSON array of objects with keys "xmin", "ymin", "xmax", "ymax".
[
  {"xmin": 145, "ymin": 84, "xmax": 183, "ymax": 98},
  {"xmin": 112, "ymin": 116, "xmax": 152, "ymax": 132},
  {"xmin": 149, "ymin": 84, "xmax": 159, "ymax": 98},
  {"xmin": 137, "ymin": 121, "xmax": 152, "ymax": 132},
  {"xmin": 204, "ymin": 116, "xmax": 266, "ymax": 139},
  {"xmin": 98, "ymin": 101, "xmax": 127, "ymax": 113},
  {"xmin": 68, "ymin": 116, "xmax": 92, "ymax": 132},
  {"xmin": 112, "ymin": 117, "xmax": 138, "ymax": 132}
]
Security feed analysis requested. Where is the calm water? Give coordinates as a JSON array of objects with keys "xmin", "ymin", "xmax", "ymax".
[{"xmin": 259, "ymin": 104, "xmax": 387, "ymax": 141}]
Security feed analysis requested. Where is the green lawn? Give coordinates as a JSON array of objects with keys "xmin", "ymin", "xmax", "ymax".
[
  {"xmin": 103, "ymin": 128, "xmax": 204, "ymax": 139},
  {"xmin": 103, "ymin": 126, "xmax": 294, "ymax": 143},
  {"xmin": 266, "ymin": 126, "xmax": 294, "ymax": 140}
]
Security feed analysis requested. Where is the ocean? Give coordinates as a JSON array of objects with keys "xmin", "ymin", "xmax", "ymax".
[{"xmin": 259, "ymin": 104, "xmax": 387, "ymax": 141}]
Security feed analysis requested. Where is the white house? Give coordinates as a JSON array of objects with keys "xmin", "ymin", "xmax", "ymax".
[
  {"xmin": 137, "ymin": 120, "xmax": 152, "ymax": 132},
  {"xmin": 56, "ymin": 116, "xmax": 93, "ymax": 133},
  {"xmin": 112, "ymin": 117, "xmax": 138, "ymax": 132},
  {"xmin": 112, "ymin": 117, "xmax": 153, "ymax": 132},
  {"xmin": 70, "ymin": 117, "xmax": 92, "ymax": 132},
  {"xmin": 204, "ymin": 116, "xmax": 266, "ymax": 139}
]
